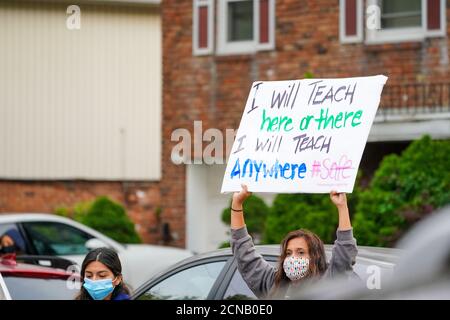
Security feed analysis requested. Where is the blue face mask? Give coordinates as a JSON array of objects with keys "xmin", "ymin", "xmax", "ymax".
[
  {"xmin": 83, "ymin": 277, "xmax": 116, "ymax": 300},
  {"xmin": 0, "ymin": 245, "xmax": 16, "ymax": 254}
]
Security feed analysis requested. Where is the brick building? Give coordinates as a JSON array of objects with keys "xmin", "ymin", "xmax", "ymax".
[
  {"xmin": 163, "ymin": 0, "xmax": 449, "ymax": 252},
  {"xmin": 1, "ymin": 0, "xmax": 449, "ymax": 252}
]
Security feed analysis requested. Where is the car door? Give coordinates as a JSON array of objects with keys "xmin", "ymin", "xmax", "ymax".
[
  {"xmin": 19, "ymin": 221, "xmax": 94, "ymax": 267},
  {"xmin": 134, "ymin": 257, "xmax": 233, "ymax": 300},
  {"xmin": 214, "ymin": 254, "xmax": 279, "ymax": 300}
]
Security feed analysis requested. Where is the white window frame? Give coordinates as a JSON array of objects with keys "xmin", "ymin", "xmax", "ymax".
[
  {"xmin": 365, "ymin": 0, "xmax": 446, "ymax": 45},
  {"xmin": 339, "ymin": 0, "xmax": 364, "ymax": 43},
  {"xmin": 217, "ymin": 0, "xmax": 275, "ymax": 55},
  {"xmin": 193, "ymin": 0, "xmax": 214, "ymax": 55}
]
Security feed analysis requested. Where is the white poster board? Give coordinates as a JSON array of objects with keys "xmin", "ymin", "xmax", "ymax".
[{"xmin": 221, "ymin": 75, "xmax": 388, "ymax": 193}]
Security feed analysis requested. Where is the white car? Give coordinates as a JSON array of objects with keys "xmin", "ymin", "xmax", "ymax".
[
  {"xmin": 0, "ymin": 213, "xmax": 193, "ymax": 291},
  {"xmin": 0, "ymin": 273, "xmax": 11, "ymax": 300}
]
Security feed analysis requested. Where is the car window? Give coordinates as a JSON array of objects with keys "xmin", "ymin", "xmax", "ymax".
[
  {"xmin": 3, "ymin": 276, "xmax": 77, "ymax": 300},
  {"xmin": 137, "ymin": 261, "xmax": 227, "ymax": 300},
  {"xmin": 223, "ymin": 257, "xmax": 278, "ymax": 300},
  {"xmin": 0, "ymin": 223, "xmax": 26, "ymax": 254},
  {"xmin": 22, "ymin": 222, "xmax": 93, "ymax": 256},
  {"xmin": 223, "ymin": 269, "xmax": 257, "ymax": 300},
  {"xmin": 0, "ymin": 224, "xmax": 19, "ymax": 238}
]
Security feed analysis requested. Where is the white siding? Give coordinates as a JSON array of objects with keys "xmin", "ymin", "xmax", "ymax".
[{"xmin": 0, "ymin": 1, "xmax": 161, "ymax": 180}]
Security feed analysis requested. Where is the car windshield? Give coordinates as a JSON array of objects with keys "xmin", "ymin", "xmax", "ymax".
[{"xmin": 2, "ymin": 275, "xmax": 78, "ymax": 300}]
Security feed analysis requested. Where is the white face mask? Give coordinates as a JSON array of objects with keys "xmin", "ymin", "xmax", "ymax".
[{"xmin": 283, "ymin": 256, "xmax": 310, "ymax": 281}]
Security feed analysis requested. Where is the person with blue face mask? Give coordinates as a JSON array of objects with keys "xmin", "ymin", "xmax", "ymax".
[
  {"xmin": 0, "ymin": 228, "xmax": 26, "ymax": 256},
  {"xmin": 75, "ymin": 247, "xmax": 130, "ymax": 300}
]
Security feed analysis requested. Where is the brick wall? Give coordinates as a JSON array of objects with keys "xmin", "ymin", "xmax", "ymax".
[
  {"xmin": 0, "ymin": 181, "xmax": 172, "ymax": 245},
  {"xmin": 1, "ymin": 1, "xmax": 449, "ymax": 248},
  {"xmin": 163, "ymin": 0, "xmax": 450, "ymax": 135}
]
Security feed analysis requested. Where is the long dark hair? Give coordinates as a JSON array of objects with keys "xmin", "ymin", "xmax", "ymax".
[
  {"xmin": 75, "ymin": 247, "xmax": 130, "ymax": 300},
  {"xmin": 270, "ymin": 229, "xmax": 328, "ymax": 298}
]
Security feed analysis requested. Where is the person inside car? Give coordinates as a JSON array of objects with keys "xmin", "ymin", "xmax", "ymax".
[
  {"xmin": 75, "ymin": 247, "xmax": 131, "ymax": 300},
  {"xmin": 230, "ymin": 184, "xmax": 359, "ymax": 299},
  {"xmin": 0, "ymin": 229, "xmax": 26, "ymax": 256}
]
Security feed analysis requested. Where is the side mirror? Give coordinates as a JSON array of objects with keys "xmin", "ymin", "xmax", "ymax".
[{"xmin": 85, "ymin": 238, "xmax": 108, "ymax": 251}]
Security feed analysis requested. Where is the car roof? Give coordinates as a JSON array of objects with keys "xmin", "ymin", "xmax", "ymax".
[
  {"xmin": 178, "ymin": 244, "xmax": 401, "ymax": 264},
  {"xmin": 0, "ymin": 212, "xmax": 124, "ymax": 249},
  {"xmin": 143, "ymin": 243, "xmax": 401, "ymax": 286},
  {"xmin": 0, "ymin": 213, "xmax": 82, "ymax": 223}
]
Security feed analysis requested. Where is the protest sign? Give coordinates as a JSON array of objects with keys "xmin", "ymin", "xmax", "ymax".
[{"xmin": 221, "ymin": 75, "xmax": 388, "ymax": 193}]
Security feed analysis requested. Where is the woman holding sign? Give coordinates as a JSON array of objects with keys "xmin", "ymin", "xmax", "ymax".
[{"xmin": 230, "ymin": 184, "xmax": 359, "ymax": 299}]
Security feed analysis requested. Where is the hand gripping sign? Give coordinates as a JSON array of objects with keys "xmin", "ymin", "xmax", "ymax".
[{"xmin": 221, "ymin": 75, "xmax": 388, "ymax": 193}]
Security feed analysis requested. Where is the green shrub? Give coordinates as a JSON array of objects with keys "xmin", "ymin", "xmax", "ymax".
[
  {"xmin": 55, "ymin": 201, "xmax": 91, "ymax": 222},
  {"xmin": 221, "ymin": 195, "xmax": 270, "ymax": 245},
  {"xmin": 262, "ymin": 171, "xmax": 361, "ymax": 245},
  {"xmin": 353, "ymin": 136, "xmax": 450, "ymax": 247},
  {"xmin": 56, "ymin": 196, "xmax": 141, "ymax": 244},
  {"xmin": 82, "ymin": 197, "xmax": 141, "ymax": 244},
  {"xmin": 218, "ymin": 240, "xmax": 231, "ymax": 249},
  {"xmin": 263, "ymin": 193, "xmax": 338, "ymax": 244}
]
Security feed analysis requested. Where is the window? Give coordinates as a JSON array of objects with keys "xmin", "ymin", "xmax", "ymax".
[
  {"xmin": 228, "ymin": 0, "xmax": 254, "ymax": 41},
  {"xmin": 22, "ymin": 222, "xmax": 93, "ymax": 256},
  {"xmin": 0, "ymin": 224, "xmax": 26, "ymax": 254},
  {"xmin": 223, "ymin": 269, "xmax": 257, "ymax": 300},
  {"xmin": 215, "ymin": 0, "xmax": 275, "ymax": 55},
  {"xmin": 193, "ymin": 0, "xmax": 275, "ymax": 55},
  {"xmin": 0, "ymin": 224, "xmax": 19, "ymax": 237},
  {"xmin": 137, "ymin": 261, "xmax": 226, "ymax": 300},
  {"xmin": 381, "ymin": 0, "xmax": 422, "ymax": 29},
  {"xmin": 340, "ymin": 0, "xmax": 446, "ymax": 44},
  {"xmin": 223, "ymin": 258, "xmax": 277, "ymax": 300}
]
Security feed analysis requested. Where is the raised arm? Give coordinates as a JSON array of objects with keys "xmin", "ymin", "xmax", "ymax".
[
  {"xmin": 231, "ymin": 184, "xmax": 250, "ymax": 230},
  {"xmin": 327, "ymin": 191, "xmax": 358, "ymax": 278},
  {"xmin": 330, "ymin": 191, "xmax": 352, "ymax": 231},
  {"xmin": 230, "ymin": 184, "xmax": 276, "ymax": 298}
]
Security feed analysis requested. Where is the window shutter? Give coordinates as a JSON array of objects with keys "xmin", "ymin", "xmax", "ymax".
[
  {"xmin": 427, "ymin": 0, "xmax": 441, "ymax": 31},
  {"xmin": 193, "ymin": 0, "xmax": 214, "ymax": 55},
  {"xmin": 340, "ymin": 0, "xmax": 363, "ymax": 43},
  {"xmin": 345, "ymin": 0, "xmax": 357, "ymax": 37},
  {"xmin": 198, "ymin": 6, "xmax": 208, "ymax": 48},
  {"xmin": 259, "ymin": 0, "xmax": 269, "ymax": 44},
  {"xmin": 256, "ymin": 0, "xmax": 275, "ymax": 51},
  {"xmin": 425, "ymin": 0, "xmax": 446, "ymax": 37}
]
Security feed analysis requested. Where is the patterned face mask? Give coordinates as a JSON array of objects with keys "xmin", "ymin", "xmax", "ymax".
[{"xmin": 283, "ymin": 256, "xmax": 310, "ymax": 281}]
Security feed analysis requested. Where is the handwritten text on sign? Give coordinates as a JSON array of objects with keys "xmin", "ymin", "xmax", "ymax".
[{"xmin": 221, "ymin": 75, "xmax": 388, "ymax": 193}]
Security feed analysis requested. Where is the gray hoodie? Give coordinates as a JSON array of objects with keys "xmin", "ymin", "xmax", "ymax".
[{"xmin": 231, "ymin": 226, "xmax": 359, "ymax": 299}]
